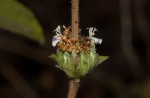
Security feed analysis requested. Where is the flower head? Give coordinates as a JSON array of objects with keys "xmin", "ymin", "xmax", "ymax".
[
  {"xmin": 52, "ymin": 26, "xmax": 103, "ymax": 52},
  {"xmin": 51, "ymin": 26, "xmax": 109, "ymax": 79}
]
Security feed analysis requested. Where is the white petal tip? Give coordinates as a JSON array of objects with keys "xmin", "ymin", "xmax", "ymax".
[{"xmin": 92, "ymin": 37, "xmax": 102, "ymax": 44}]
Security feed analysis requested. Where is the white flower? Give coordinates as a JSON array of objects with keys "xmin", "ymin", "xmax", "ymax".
[
  {"xmin": 52, "ymin": 35, "xmax": 61, "ymax": 47},
  {"xmin": 52, "ymin": 25, "xmax": 62, "ymax": 47},
  {"xmin": 87, "ymin": 27, "xmax": 102, "ymax": 44},
  {"xmin": 91, "ymin": 37, "xmax": 102, "ymax": 44},
  {"xmin": 54, "ymin": 25, "xmax": 62, "ymax": 36}
]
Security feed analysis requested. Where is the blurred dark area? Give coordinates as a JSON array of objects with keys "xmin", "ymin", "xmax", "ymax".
[{"xmin": 0, "ymin": 0, "xmax": 150, "ymax": 98}]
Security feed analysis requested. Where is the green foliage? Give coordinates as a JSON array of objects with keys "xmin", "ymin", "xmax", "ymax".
[
  {"xmin": 51, "ymin": 49, "xmax": 109, "ymax": 79},
  {"xmin": 98, "ymin": 55, "xmax": 109, "ymax": 65},
  {"xmin": 0, "ymin": 0, "xmax": 45, "ymax": 44}
]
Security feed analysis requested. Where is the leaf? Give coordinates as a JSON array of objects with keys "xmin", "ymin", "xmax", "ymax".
[
  {"xmin": 0, "ymin": 0, "xmax": 45, "ymax": 44},
  {"xmin": 97, "ymin": 56, "xmax": 109, "ymax": 65},
  {"xmin": 49, "ymin": 54, "xmax": 58, "ymax": 62}
]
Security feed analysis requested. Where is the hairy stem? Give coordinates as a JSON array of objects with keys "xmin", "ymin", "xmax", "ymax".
[
  {"xmin": 71, "ymin": 0, "xmax": 79, "ymax": 40},
  {"xmin": 67, "ymin": 1, "xmax": 80, "ymax": 98},
  {"xmin": 67, "ymin": 79, "xmax": 80, "ymax": 98}
]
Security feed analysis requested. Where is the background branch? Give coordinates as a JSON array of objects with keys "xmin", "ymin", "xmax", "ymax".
[{"xmin": 120, "ymin": 0, "xmax": 141, "ymax": 75}]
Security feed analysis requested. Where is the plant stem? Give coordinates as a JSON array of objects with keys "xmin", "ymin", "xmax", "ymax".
[
  {"xmin": 67, "ymin": 0, "xmax": 80, "ymax": 98},
  {"xmin": 67, "ymin": 79, "xmax": 80, "ymax": 98},
  {"xmin": 71, "ymin": 0, "xmax": 79, "ymax": 40}
]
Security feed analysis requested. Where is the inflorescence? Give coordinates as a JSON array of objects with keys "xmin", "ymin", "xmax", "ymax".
[{"xmin": 52, "ymin": 25, "xmax": 102, "ymax": 53}]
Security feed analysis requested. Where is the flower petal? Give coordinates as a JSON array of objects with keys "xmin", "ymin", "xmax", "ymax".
[
  {"xmin": 52, "ymin": 35, "xmax": 61, "ymax": 47},
  {"xmin": 54, "ymin": 25, "xmax": 62, "ymax": 35},
  {"xmin": 91, "ymin": 37, "xmax": 102, "ymax": 44},
  {"xmin": 87, "ymin": 27, "xmax": 98, "ymax": 37},
  {"xmin": 87, "ymin": 27, "xmax": 93, "ymax": 37}
]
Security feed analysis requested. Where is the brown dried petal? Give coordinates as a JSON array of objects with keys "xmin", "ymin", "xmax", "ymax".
[
  {"xmin": 61, "ymin": 45, "xmax": 68, "ymax": 51},
  {"xmin": 76, "ymin": 50, "xmax": 79, "ymax": 53},
  {"xmin": 77, "ymin": 45, "xmax": 81, "ymax": 50},
  {"xmin": 69, "ymin": 38, "xmax": 78, "ymax": 44},
  {"xmin": 68, "ymin": 45, "xmax": 76, "ymax": 52}
]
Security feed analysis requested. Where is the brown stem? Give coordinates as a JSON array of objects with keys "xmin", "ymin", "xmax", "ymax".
[
  {"xmin": 67, "ymin": 79, "xmax": 80, "ymax": 98},
  {"xmin": 71, "ymin": 0, "xmax": 79, "ymax": 40},
  {"xmin": 68, "ymin": 1, "xmax": 80, "ymax": 98}
]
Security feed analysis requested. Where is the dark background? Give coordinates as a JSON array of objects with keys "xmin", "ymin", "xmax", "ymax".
[{"xmin": 0, "ymin": 0, "xmax": 150, "ymax": 98}]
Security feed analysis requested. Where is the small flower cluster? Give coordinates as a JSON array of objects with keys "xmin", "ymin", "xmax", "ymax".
[
  {"xmin": 52, "ymin": 25, "xmax": 102, "ymax": 53},
  {"xmin": 51, "ymin": 25, "xmax": 108, "ymax": 78}
]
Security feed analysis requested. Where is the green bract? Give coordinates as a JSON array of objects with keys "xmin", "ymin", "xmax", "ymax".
[{"xmin": 51, "ymin": 48, "xmax": 108, "ymax": 79}]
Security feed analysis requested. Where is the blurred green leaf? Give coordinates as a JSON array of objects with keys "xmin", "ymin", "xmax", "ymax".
[
  {"xmin": 140, "ymin": 78, "xmax": 150, "ymax": 98},
  {"xmin": 0, "ymin": 0, "xmax": 45, "ymax": 44}
]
